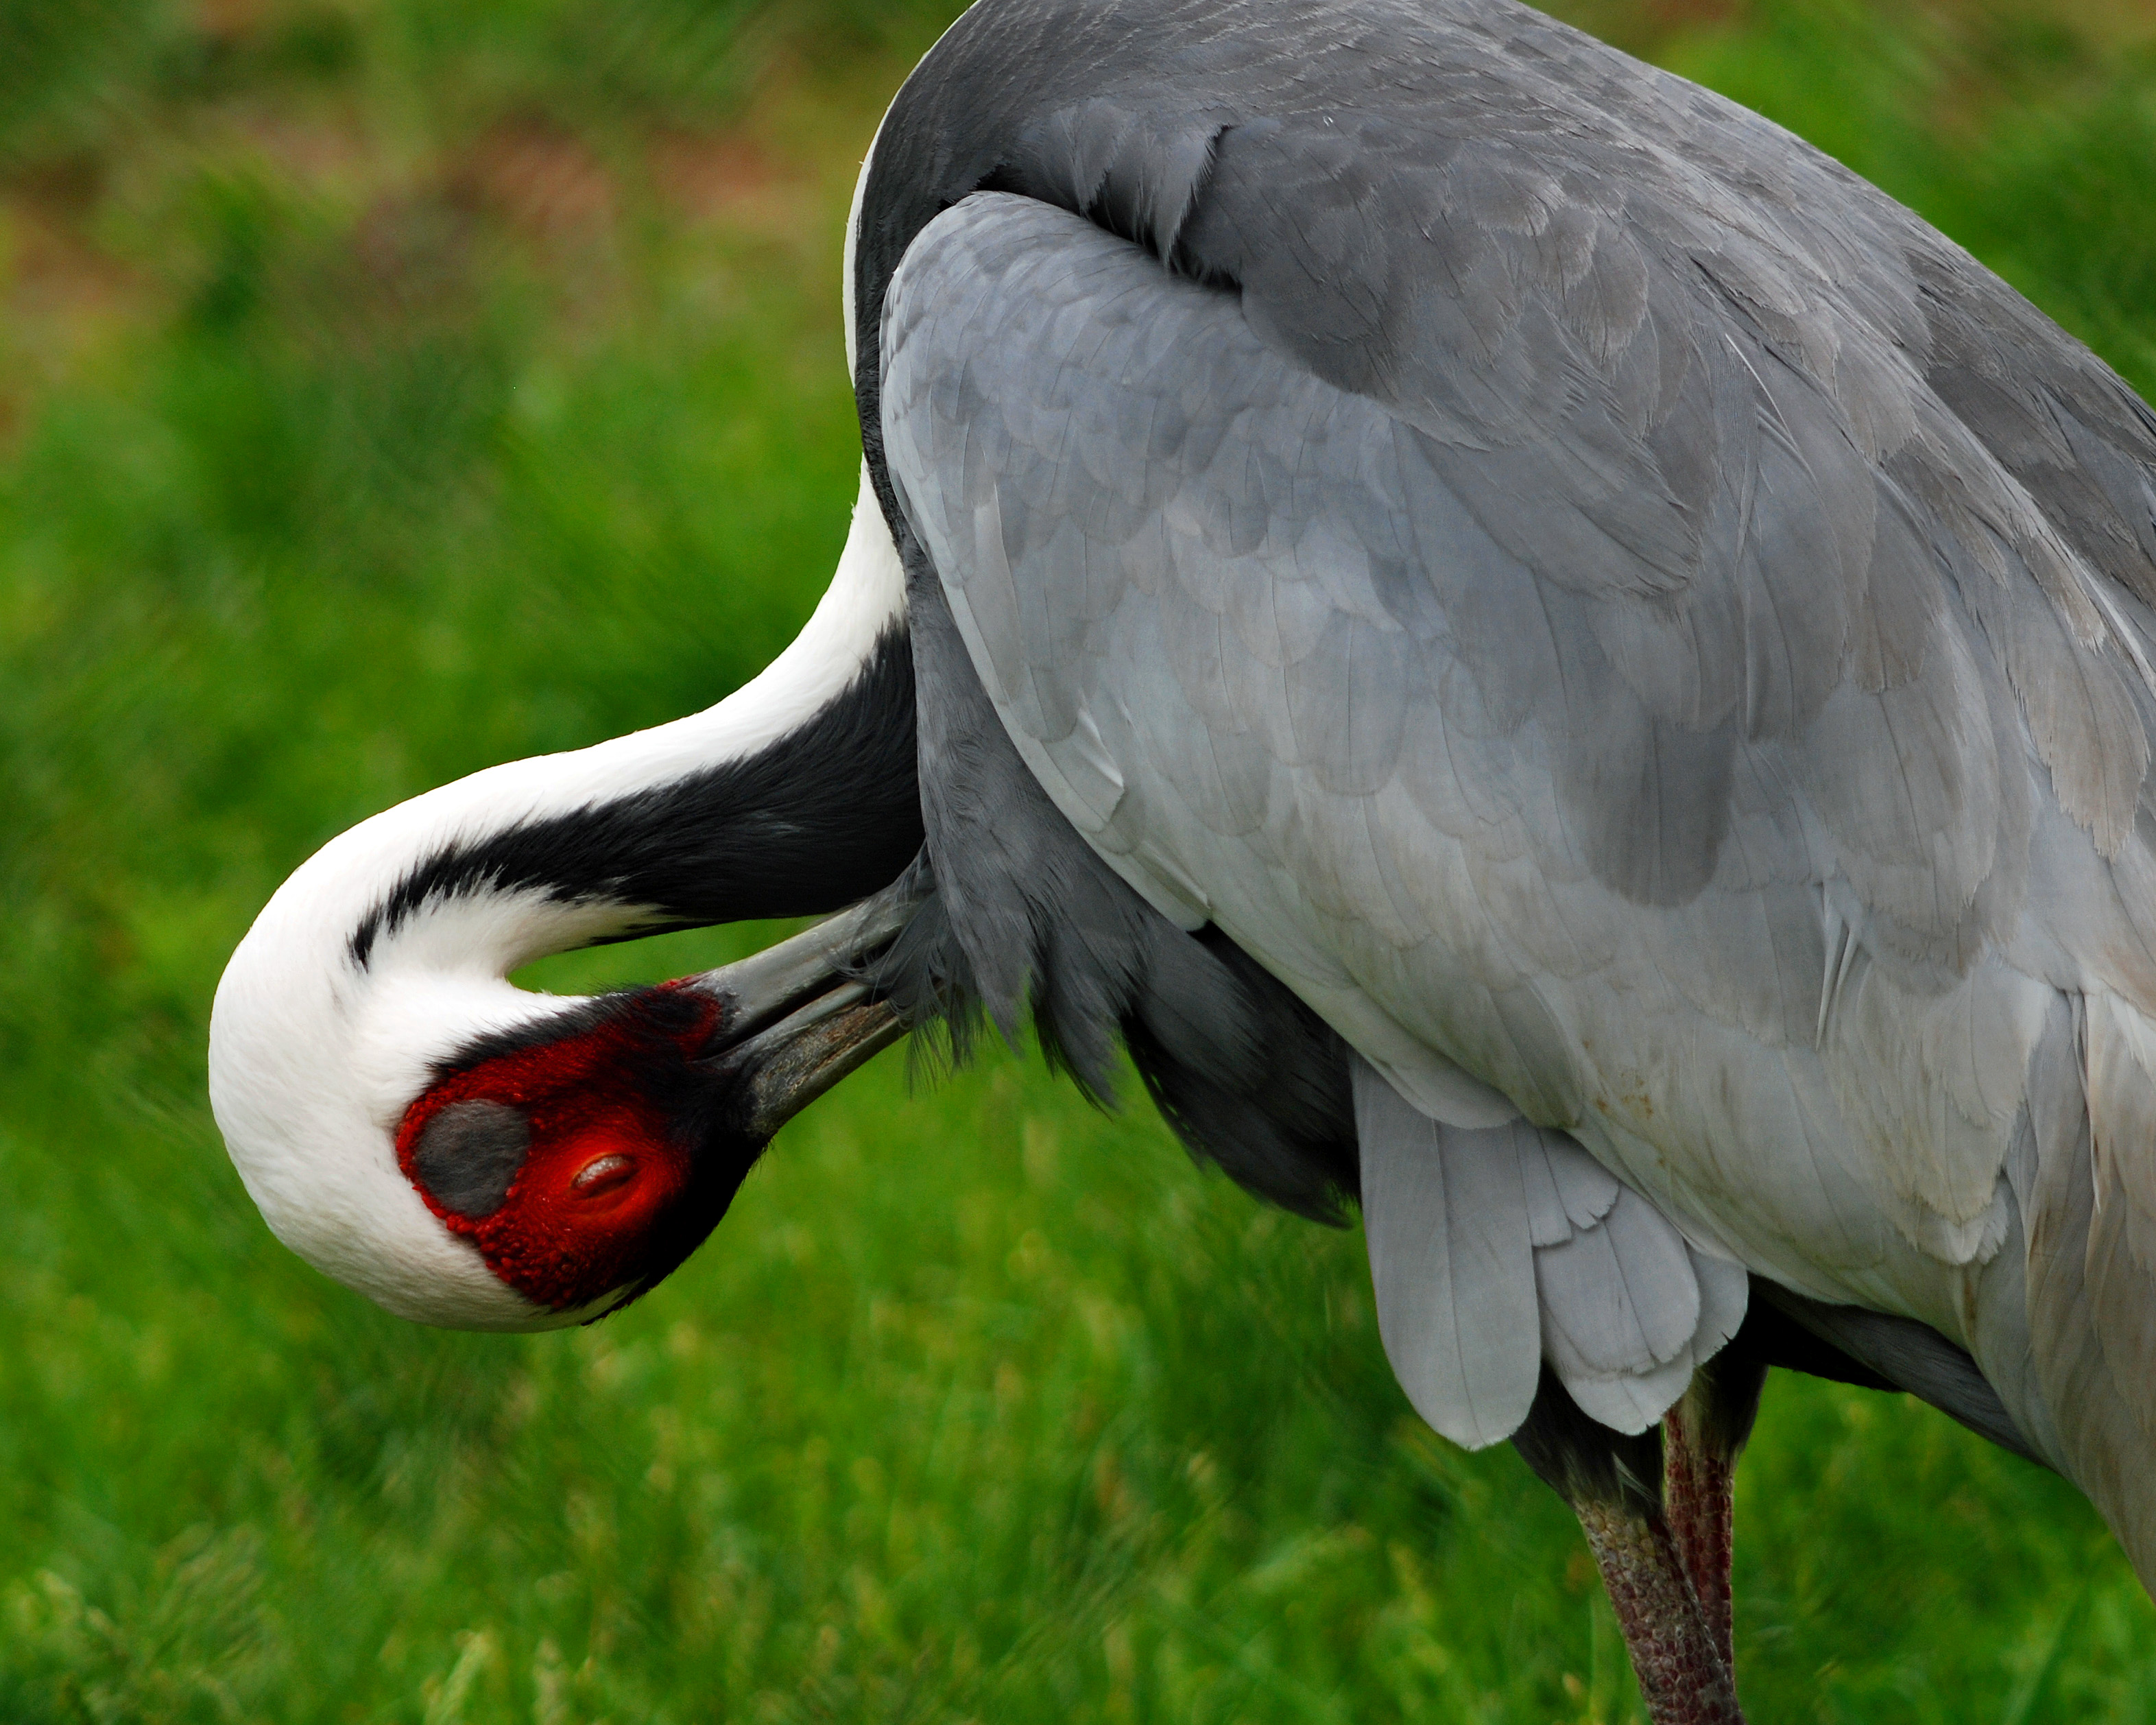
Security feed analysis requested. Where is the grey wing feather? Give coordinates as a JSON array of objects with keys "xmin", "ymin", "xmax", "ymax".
[{"xmin": 876, "ymin": 180, "xmax": 2155, "ymax": 1200}]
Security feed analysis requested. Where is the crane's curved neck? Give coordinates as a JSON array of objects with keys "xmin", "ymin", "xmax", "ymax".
[
  {"xmin": 208, "ymin": 473, "xmax": 914, "ymax": 1333},
  {"xmin": 315, "ymin": 468, "xmax": 916, "ymax": 989},
  {"xmin": 211, "ymin": 141, "xmax": 923, "ymax": 1333}
]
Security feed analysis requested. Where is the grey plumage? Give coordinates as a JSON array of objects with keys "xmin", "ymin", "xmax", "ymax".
[
  {"xmin": 851, "ymin": 0, "xmax": 2156, "ymax": 1584},
  {"xmin": 1356, "ymin": 1061, "xmax": 1543, "ymax": 1448},
  {"xmin": 1356, "ymin": 1056, "xmax": 1745, "ymax": 1447}
]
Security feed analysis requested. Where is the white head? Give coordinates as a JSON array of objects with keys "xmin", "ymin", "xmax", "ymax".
[{"xmin": 210, "ymin": 848, "xmax": 735, "ymax": 1329}]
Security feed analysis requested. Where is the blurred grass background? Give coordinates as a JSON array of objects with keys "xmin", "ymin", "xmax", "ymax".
[{"xmin": 3, "ymin": 0, "xmax": 2156, "ymax": 1717}]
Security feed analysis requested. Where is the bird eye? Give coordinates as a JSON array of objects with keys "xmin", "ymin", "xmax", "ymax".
[{"xmin": 571, "ymin": 1152, "xmax": 637, "ymax": 1196}]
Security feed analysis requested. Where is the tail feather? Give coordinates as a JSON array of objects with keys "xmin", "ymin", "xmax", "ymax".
[{"xmin": 1354, "ymin": 1057, "xmax": 1745, "ymax": 1448}]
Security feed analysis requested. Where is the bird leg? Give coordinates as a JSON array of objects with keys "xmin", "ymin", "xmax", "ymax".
[
  {"xmin": 1511, "ymin": 1370, "xmax": 1744, "ymax": 1725},
  {"xmin": 1660, "ymin": 1351, "xmax": 1766, "ymax": 1672},
  {"xmin": 1572, "ymin": 1501, "xmax": 1742, "ymax": 1725}
]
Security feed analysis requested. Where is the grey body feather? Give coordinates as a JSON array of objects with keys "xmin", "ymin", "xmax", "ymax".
[{"xmin": 847, "ymin": 0, "xmax": 2156, "ymax": 1578}]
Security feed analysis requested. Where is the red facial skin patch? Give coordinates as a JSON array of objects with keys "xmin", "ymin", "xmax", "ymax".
[{"xmin": 395, "ymin": 982, "xmax": 733, "ymax": 1313}]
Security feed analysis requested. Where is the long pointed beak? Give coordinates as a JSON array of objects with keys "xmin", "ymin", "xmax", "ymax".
[{"xmin": 688, "ymin": 890, "xmax": 919, "ymax": 1139}]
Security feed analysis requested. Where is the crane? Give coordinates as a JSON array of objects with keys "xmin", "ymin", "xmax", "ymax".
[{"xmin": 210, "ymin": 0, "xmax": 2156, "ymax": 1715}]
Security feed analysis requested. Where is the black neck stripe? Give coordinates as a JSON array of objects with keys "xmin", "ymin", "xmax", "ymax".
[{"xmin": 347, "ymin": 625, "xmax": 921, "ymax": 969}]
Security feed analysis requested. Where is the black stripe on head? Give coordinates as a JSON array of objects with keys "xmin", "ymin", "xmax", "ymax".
[
  {"xmin": 431, "ymin": 988, "xmax": 645, "ymax": 1078},
  {"xmin": 348, "ymin": 626, "xmax": 920, "ymax": 968}
]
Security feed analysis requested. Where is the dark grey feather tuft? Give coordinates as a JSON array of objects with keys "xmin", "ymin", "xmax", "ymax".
[{"xmin": 870, "ymin": 527, "xmax": 1359, "ymax": 1223}]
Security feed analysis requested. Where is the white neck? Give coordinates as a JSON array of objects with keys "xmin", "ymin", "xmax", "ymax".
[{"xmin": 208, "ymin": 468, "xmax": 906, "ymax": 1327}]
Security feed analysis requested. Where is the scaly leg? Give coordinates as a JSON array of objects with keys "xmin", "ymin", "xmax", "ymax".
[
  {"xmin": 1662, "ymin": 1352, "xmax": 1767, "ymax": 1672},
  {"xmin": 1573, "ymin": 1500, "xmax": 1742, "ymax": 1724},
  {"xmin": 1512, "ymin": 1370, "xmax": 1745, "ymax": 1725}
]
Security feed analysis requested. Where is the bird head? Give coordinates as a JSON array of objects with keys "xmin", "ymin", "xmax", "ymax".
[
  {"xmin": 389, "ymin": 979, "xmax": 744, "ymax": 1322},
  {"xmin": 209, "ymin": 798, "xmax": 913, "ymax": 1333},
  {"xmin": 393, "ymin": 909, "xmax": 909, "ymax": 1323}
]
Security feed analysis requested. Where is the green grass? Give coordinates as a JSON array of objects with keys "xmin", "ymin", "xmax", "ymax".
[{"xmin": 6, "ymin": 0, "xmax": 2156, "ymax": 1717}]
